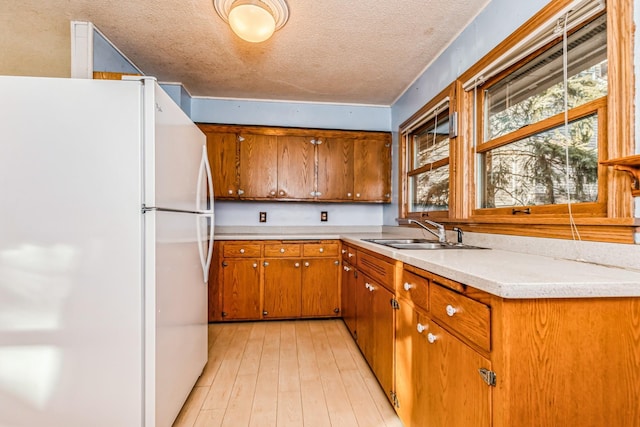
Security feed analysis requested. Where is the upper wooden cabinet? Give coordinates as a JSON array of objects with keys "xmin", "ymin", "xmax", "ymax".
[{"xmin": 198, "ymin": 124, "xmax": 391, "ymax": 202}]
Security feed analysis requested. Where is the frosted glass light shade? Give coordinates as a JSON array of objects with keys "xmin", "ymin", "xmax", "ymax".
[{"xmin": 228, "ymin": 1, "xmax": 276, "ymax": 43}]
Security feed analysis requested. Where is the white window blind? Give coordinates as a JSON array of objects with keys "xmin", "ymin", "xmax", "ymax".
[
  {"xmin": 401, "ymin": 98, "xmax": 450, "ymax": 136},
  {"xmin": 462, "ymin": 0, "xmax": 605, "ymax": 91}
]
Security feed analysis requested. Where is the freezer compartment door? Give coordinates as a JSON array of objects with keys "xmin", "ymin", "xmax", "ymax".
[
  {"xmin": 143, "ymin": 80, "xmax": 210, "ymax": 212},
  {"xmin": 144, "ymin": 210, "xmax": 208, "ymax": 427}
]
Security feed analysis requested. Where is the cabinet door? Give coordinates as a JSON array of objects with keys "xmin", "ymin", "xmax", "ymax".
[
  {"xmin": 301, "ymin": 258, "xmax": 340, "ymax": 317},
  {"xmin": 355, "ymin": 272, "xmax": 375, "ymax": 365},
  {"xmin": 263, "ymin": 258, "xmax": 302, "ymax": 318},
  {"xmin": 370, "ymin": 279, "xmax": 395, "ymax": 401},
  {"xmin": 395, "ymin": 301, "xmax": 429, "ymax": 427},
  {"xmin": 221, "ymin": 258, "xmax": 261, "ymax": 320},
  {"xmin": 317, "ymin": 137, "xmax": 354, "ymax": 200},
  {"xmin": 206, "ymin": 132, "xmax": 237, "ymax": 199},
  {"xmin": 353, "ymin": 138, "xmax": 391, "ymax": 202},
  {"xmin": 341, "ymin": 262, "xmax": 357, "ymax": 337},
  {"xmin": 277, "ymin": 136, "xmax": 315, "ymax": 199},
  {"xmin": 425, "ymin": 320, "xmax": 491, "ymax": 427},
  {"xmin": 238, "ymin": 133, "xmax": 277, "ymax": 198}
]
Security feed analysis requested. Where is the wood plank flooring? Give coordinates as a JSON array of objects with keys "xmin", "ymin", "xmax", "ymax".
[{"xmin": 172, "ymin": 319, "xmax": 403, "ymax": 427}]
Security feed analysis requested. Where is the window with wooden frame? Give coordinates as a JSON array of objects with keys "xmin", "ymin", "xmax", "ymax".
[
  {"xmin": 453, "ymin": 0, "xmax": 636, "ymax": 242},
  {"xmin": 476, "ymin": 12, "xmax": 607, "ymax": 215},
  {"xmin": 400, "ymin": 84, "xmax": 457, "ymax": 219}
]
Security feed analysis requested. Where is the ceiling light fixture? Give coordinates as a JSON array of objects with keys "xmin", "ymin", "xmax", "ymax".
[{"xmin": 214, "ymin": 0, "xmax": 289, "ymax": 43}]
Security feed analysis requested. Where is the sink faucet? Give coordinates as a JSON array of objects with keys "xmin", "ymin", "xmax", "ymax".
[{"xmin": 396, "ymin": 218, "xmax": 446, "ymax": 243}]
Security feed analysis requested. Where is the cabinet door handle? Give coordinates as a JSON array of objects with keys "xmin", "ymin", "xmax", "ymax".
[
  {"xmin": 279, "ymin": 190, "xmax": 285, "ymax": 196},
  {"xmin": 347, "ymin": 192, "xmax": 352, "ymax": 197},
  {"xmin": 294, "ymin": 262, "xmax": 300, "ymax": 268},
  {"xmin": 343, "ymin": 266, "xmax": 351, "ymax": 272},
  {"xmin": 403, "ymin": 282, "xmax": 413, "ymax": 291},
  {"xmin": 416, "ymin": 323, "xmax": 426, "ymax": 334},
  {"xmin": 253, "ymin": 263, "xmax": 258, "ymax": 268},
  {"xmin": 427, "ymin": 333, "xmax": 437, "ymax": 343},
  {"xmin": 228, "ymin": 189, "xmax": 234, "ymax": 195},
  {"xmin": 446, "ymin": 305, "xmax": 457, "ymax": 317},
  {"xmin": 304, "ymin": 262, "xmax": 310, "ymax": 267},
  {"xmin": 263, "ymin": 261, "xmax": 269, "ymax": 267},
  {"xmin": 270, "ymin": 190, "xmax": 276, "ymax": 196},
  {"xmin": 356, "ymin": 193, "xmax": 361, "ymax": 198},
  {"xmin": 348, "ymin": 253, "xmax": 354, "ymax": 258},
  {"xmin": 237, "ymin": 189, "xmax": 244, "ymax": 195},
  {"xmin": 366, "ymin": 283, "xmax": 374, "ymax": 292},
  {"xmin": 341, "ymin": 249, "xmax": 347, "ymax": 254},
  {"xmin": 334, "ymin": 260, "xmax": 339, "ymax": 266}
]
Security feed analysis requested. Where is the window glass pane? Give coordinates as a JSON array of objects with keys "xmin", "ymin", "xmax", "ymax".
[
  {"xmin": 480, "ymin": 114, "xmax": 598, "ymax": 208},
  {"xmin": 485, "ymin": 14, "xmax": 607, "ymax": 141},
  {"xmin": 409, "ymin": 166, "xmax": 449, "ymax": 212},
  {"xmin": 412, "ymin": 113, "xmax": 450, "ymax": 167}
]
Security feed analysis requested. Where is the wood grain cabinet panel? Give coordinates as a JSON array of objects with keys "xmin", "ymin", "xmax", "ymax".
[
  {"xmin": 198, "ymin": 124, "xmax": 391, "ymax": 203},
  {"xmin": 205, "ymin": 131, "xmax": 237, "ymax": 198},
  {"xmin": 220, "ymin": 258, "xmax": 261, "ymax": 320},
  {"xmin": 263, "ymin": 243, "xmax": 301, "ymax": 257},
  {"xmin": 353, "ymin": 137, "xmax": 391, "ymax": 202},
  {"xmin": 301, "ymin": 258, "xmax": 341, "ymax": 317},
  {"xmin": 317, "ymin": 137, "xmax": 354, "ymax": 200},
  {"xmin": 277, "ymin": 136, "xmax": 315, "ymax": 199},
  {"xmin": 238, "ymin": 133, "xmax": 278, "ymax": 199},
  {"xmin": 263, "ymin": 258, "xmax": 302, "ymax": 318},
  {"xmin": 341, "ymin": 260, "xmax": 357, "ymax": 338}
]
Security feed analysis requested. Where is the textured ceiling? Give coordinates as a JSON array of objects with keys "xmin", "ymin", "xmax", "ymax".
[{"xmin": 7, "ymin": 0, "xmax": 490, "ymax": 105}]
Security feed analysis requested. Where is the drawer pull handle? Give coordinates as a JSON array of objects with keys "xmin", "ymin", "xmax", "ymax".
[
  {"xmin": 319, "ymin": 248, "xmax": 324, "ymax": 253},
  {"xmin": 280, "ymin": 248, "xmax": 285, "ymax": 253},
  {"xmin": 348, "ymin": 253, "xmax": 354, "ymax": 258},
  {"xmin": 446, "ymin": 305, "xmax": 457, "ymax": 317},
  {"xmin": 341, "ymin": 249, "xmax": 347, "ymax": 254},
  {"xmin": 240, "ymin": 248, "xmax": 245, "ymax": 254},
  {"xmin": 416, "ymin": 323, "xmax": 426, "ymax": 334},
  {"xmin": 427, "ymin": 333, "xmax": 437, "ymax": 344},
  {"xmin": 403, "ymin": 282, "xmax": 413, "ymax": 291},
  {"xmin": 365, "ymin": 283, "xmax": 374, "ymax": 291},
  {"xmin": 343, "ymin": 266, "xmax": 351, "ymax": 272}
]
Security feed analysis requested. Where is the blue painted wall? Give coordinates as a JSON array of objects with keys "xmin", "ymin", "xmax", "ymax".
[{"xmin": 93, "ymin": 30, "xmax": 140, "ymax": 75}]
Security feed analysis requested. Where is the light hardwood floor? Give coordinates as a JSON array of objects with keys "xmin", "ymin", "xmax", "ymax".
[{"xmin": 172, "ymin": 319, "xmax": 403, "ymax": 427}]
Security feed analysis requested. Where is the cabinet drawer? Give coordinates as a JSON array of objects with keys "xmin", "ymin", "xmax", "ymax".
[
  {"xmin": 303, "ymin": 242, "xmax": 339, "ymax": 257},
  {"xmin": 399, "ymin": 270, "xmax": 429, "ymax": 312},
  {"xmin": 341, "ymin": 245, "xmax": 357, "ymax": 263},
  {"xmin": 264, "ymin": 243, "xmax": 301, "ymax": 257},
  {"xmin": 222, "ymin": 243, "xmax": 262, "ymax": 258},
  {"xmin": 430, "ymin": 284, "xmax": 491, "ymax": 352},
  {"xmin": 357, "ymin": 251, "xmax": 394, "ymax": 292}
]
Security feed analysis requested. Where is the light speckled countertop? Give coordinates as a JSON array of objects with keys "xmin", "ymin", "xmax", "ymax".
[{"xmin": 214, "ymin": 232, "xmax": 640, "ymax": 299}]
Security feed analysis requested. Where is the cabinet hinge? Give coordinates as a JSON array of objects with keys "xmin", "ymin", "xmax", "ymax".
[
  {"xmin": 390, "ymin": 298, "xmax": 400, "ymax": 310},
  {"xmin": 390, "ymin": 391, "xmax": 399, "ymax": 408},
  {"xmin": 478, "ymin": 368, "xmax": 497, "ymax": 387}
]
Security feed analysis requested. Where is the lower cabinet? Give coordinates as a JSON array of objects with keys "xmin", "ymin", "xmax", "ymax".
[
  {"xmin": 210, "ymin": 240, "xmax": 341, "ymax": 321},
  {"xmin": 351, "ymin": 247, "xmax": 398, "ymax": 405},
  {"xmin": 341, "ymin": 259, "xmax": 357, "ymax": 338}
]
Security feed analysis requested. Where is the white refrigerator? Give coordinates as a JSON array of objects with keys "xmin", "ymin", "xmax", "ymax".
[{"xmin": 0, "ymin": 76, "xmax": 213, "ymax": 427}]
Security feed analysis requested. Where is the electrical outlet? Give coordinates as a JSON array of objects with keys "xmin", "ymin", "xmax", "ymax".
[
  {"xmin": 320, "ymin": 211, "xmax": 328, "ymax": 222},
  {"xmin": 259, "ymin": 212, "xmax": 267, "ymax": 222}
]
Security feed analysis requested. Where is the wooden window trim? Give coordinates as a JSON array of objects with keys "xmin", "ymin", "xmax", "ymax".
[
  {"xmin": 398, "ymin": 0, "xmax": 637, "ymax": 243},
  {"xmin": 400, "ymin": 83, "xmax": 457, "ymax": 220}
]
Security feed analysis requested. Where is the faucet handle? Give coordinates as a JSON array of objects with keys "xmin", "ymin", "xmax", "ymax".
[{"xmin": 453, "ymin": 227, "xmax": 464, "ymax": 244}]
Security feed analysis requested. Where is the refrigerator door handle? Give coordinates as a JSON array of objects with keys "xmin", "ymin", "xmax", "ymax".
[
  {"xmin": 195, "ymin": 144, "xmax": 214, "ymax": 283},
  {"xmin": 196, "ymin": 145, "xmax": 214, "ymax": 213},
  {"xmin": 196, "ymin": 212, "xmax": 214, "ymax": 283}
]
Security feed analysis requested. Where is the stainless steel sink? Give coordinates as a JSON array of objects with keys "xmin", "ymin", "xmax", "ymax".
[{"xmin": 362, "ymin": 238, "xmax": 488, "ymax": 250}]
